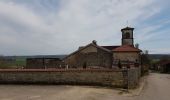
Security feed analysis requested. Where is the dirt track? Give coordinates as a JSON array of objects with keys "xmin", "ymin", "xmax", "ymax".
[{"xmin": 133, "ymin": 73, "xmax": 170, "ymax": 100}]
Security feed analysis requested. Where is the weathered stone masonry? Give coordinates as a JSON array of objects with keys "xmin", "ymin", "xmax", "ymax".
[
  {"xmin": 0, "ymin": 68, "xmax": 140, "ymax": 89},
  {"xmin": 64, "ymin": 43, "xmax": 113, "ymax": 68}
]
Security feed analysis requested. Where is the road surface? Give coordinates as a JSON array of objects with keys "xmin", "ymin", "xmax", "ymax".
[
  {"xmin": 0, "ymin": 73, "xmax": 169, "ymax": 100},
  {"xmin": 133, "ymin": 73, "xmax": 170, "ymax": 100}
]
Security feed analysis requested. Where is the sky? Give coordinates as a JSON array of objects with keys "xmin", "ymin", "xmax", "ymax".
[{"xmin": 0, "ymin": 0, "xmax": 170, "ymax": 56}]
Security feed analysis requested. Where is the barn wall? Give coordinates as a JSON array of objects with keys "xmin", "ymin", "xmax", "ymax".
[
  {"xmin": 64, "ymin": 45, "xmax": 112, "ymax": 68},
  {"xmin": 26, "ymin": 58, "xmax": 64, "ymax": 69},
  {"xmin": 26, "ymin": 58, "xmax": 45, "ymax": 69}
]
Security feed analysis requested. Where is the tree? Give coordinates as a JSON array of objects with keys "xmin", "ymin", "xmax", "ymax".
[{"xmin": 141, "ymin": 51, "xmax": 151, "ymax": 75}]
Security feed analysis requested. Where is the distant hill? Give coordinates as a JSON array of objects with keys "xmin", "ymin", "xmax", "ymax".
[
  {"xmin": 149, "ymin": 54, "xmax": 170, "ymax": 60},
  {"xmin": 2, "ymin": 55, "xmax": 67, "ymax": 60},
  {"xmin": 0, "ymin": 55, "xmax": 68, "ymax": 68},
  {"xmin": 24, "ymin": 55, "xmax": 67, "ymax": 59},
  {"xmin": 1, "ymin": 54, "xmax": 170, "ymax": 61}
]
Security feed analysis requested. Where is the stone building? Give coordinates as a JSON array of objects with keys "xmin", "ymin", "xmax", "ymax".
[
  {"xmin": 63, "ymin": 41, "xmax": 113, "ymax": 68},
  {"xmin": 108, "ymin": 27, "xmax": 141, "ymax": 67},
  {"xmin": 112, "ymin": 45, "xmax": 141, "ymax": 67},
  {"xmin": 64, "ymin": 27, "xmax": 142, "ymax": 68},
  {"xmin": 25, "ymin": 26, "xmax": 142, "ymax": 69},
  {"xmin": 158, "ymin": 60, "xmax": 170, "ymax": 73}
]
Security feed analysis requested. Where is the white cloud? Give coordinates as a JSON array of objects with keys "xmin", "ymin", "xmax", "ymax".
[
  {"xmin": 0, "ymin": 2, "xmax": 46, "ymax": 31},
  {"xmin": 0, "ymin": 0, "xmax": 166, "ymax": 55}
]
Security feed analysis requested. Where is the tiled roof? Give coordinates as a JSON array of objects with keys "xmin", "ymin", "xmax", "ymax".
[{"xmin": 112, "ymin": 45, "xmax": 142, "ymax": 52}]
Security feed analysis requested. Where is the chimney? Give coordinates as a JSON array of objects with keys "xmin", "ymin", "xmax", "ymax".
[{"xmin": 92, "ymin": 40, "xmax": 97, "ymax": 45}]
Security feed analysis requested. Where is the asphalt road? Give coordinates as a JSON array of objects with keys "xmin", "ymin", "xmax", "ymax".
[{"xmin": 0, "ymin": 73, "xmax": 169, "ymax": 100}]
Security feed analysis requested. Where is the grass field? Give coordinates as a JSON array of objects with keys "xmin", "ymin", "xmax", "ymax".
[
  {"xmin": 15, "ymin": 57, "xmax": 26, "ymax": 66},
  {"xmin": 0, "ymin": 57, "xmax": 26, "ymax": 69}
]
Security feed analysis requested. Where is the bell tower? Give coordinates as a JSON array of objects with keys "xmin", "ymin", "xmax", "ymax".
[{"xmin": 121, "ymin": 27, "xmax": 134, "ymax": 46}]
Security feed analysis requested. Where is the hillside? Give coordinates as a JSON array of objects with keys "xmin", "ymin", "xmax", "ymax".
[{"xmin": 149, "ymin": 54, "xmax": 170, "ymax": 60}]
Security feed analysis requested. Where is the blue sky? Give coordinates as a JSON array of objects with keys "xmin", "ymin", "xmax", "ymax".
[{"xmin": 0, "ymin": 0, "xmax": 169, "ymax": 55}]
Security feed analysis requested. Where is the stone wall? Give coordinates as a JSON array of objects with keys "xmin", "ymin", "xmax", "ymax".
[
  {"xmin": 0, "ymin": 68, "xmax": 140, "ymax": 88},
  {"xmin": 128, "ymin": 68, "xmax": 140, "ymax": 88},
  {"xmin": 113, "ymin": 52, "xmax": 140, "ymax": 62}
]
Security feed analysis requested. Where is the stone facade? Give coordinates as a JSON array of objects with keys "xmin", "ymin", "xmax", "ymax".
[
  {"xmin": 121, "ymin": 27, "xmax": 134, "ymax": 46},
  {"xmin": 113, "ymin": 52, "xmax": 140, "ymax": 62},
  {"xmin": 64, "ymin": 44, "xmax": 112, "ymax": 68},
  {"xmin": 127, "ymin": 68, "xmax": 140, "ymax": 88}
]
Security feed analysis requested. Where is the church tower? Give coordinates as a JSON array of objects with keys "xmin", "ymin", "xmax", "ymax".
[{"xmin": 121, "ymin": 27, "xmax": 134, "ymax": 46}]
